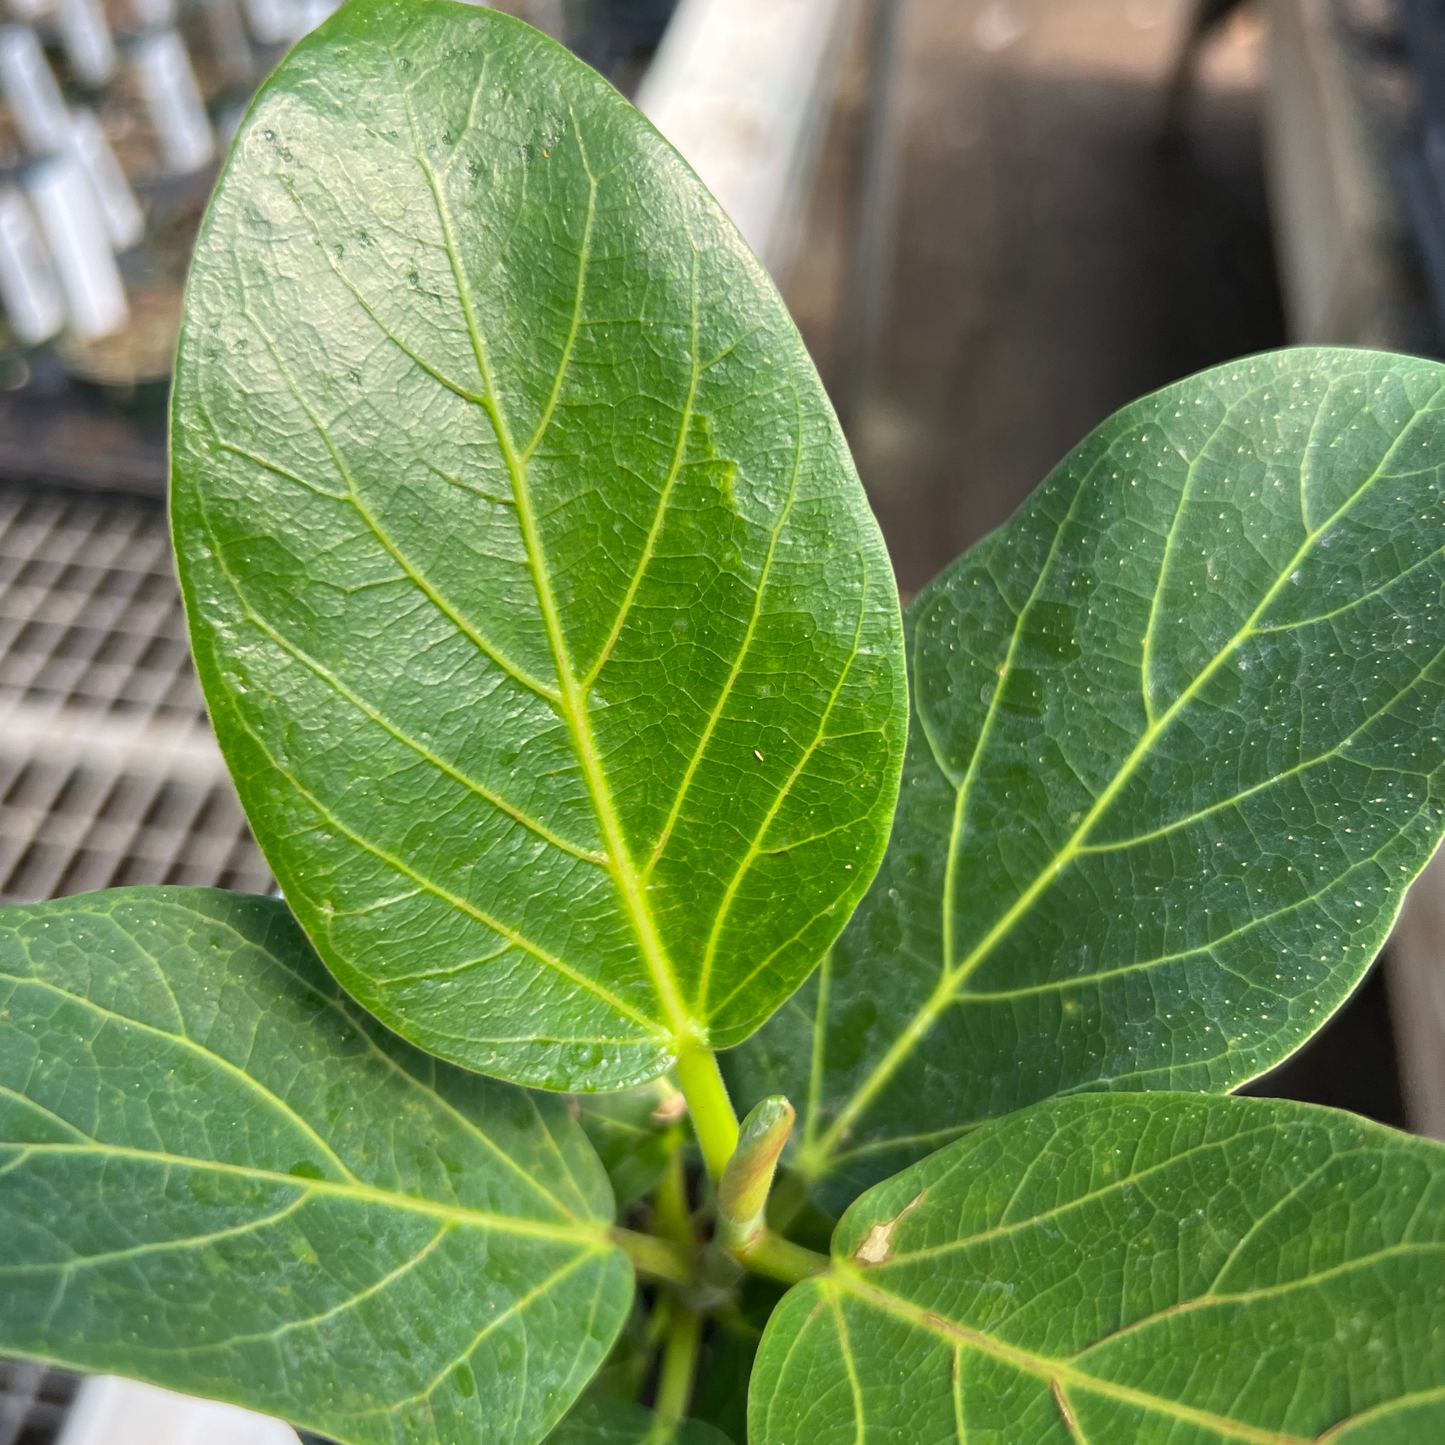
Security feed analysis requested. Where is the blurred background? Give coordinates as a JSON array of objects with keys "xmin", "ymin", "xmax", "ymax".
[{"xmin": 3, "ymin": 0, "xmax": 1445, "ymax": 1437}]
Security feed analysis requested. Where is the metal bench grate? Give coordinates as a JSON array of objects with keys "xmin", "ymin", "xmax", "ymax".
[
  {"xmin": 0, "ymin": 1364, "xmax": 78, "ymax": 1445},
  {"xmin": 0, "ymin": 480, "xmax": 271, "ymax": 902}
]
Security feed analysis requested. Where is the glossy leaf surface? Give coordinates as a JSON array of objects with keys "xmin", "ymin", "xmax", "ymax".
[
  {"xmin": 752, "ymin": 1093, "xmax": 1445, "ymax": 1444},
  {"xmin": 574, "ymin": 1294, "xmax": 655, "ymax": 1404},
  {"xmin": 170, "ymin": 0, "xmax": 906, "ymax": 1092},
  {"xmin": 547, "ymin": 1399, "xmax": 731, "ymax": 1444},
  {"xmin": 0, "ymin": 889, "xmax": 630, "ymax": 1445},
  {"xmin": 730, "ymin": 349, "xmax": 1445, "ymax": 1211}
]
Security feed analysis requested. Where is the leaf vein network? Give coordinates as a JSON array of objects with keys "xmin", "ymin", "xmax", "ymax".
[
  {"xmin": 0, "ymin": 971, "xmax": 360, "ymax": 1186},
  {"xmin": 694, "ymin": 545, "xmax": 871, "ymax": 1014},
  {"xmin": 808, "ymin": 377, "xmax": 1445, "ymax": 1170},
  {"xmin": 141, "ymin": 900, "xmax": 584, "ymax": 1218},
  {"xmin": 830, "ymin": 1271, "xmax": 1314, "ymax": 1445},
  {"xmin": 207, "ymin": 690, "xmax": 662, "ymax": 1032},
  {"xmin": 201, "ymin": 528, "xmax": 606, "ymax": 865},
  {"xmin": 388, "ymin": 50, "xmax": 696, "ymax": 1046},
  {"xmin": 2, "ymin": 1140, "xmax": 609, "ymax": 1245}
]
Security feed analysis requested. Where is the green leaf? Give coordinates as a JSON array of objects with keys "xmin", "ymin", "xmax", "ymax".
[
  {"xmin": 0, "ymin": 888, "xmax": 631, "ymax": 1445},
  {"xmin": 751, "ymin": 1093, "xmax": 1445, "ymax": 1445},
  {"xmin": 169, "ymin": 0, "xmax": 905, "ymax": 1093},
  {"xmin": 573, "ymin": 1293, "xmax": 656, "ymax": 1404},
  {"xmin": 546, "ymin": 1399, "xmax": 732, "ymax": 1444},
  {"xmin": 574, "ymin": 1079, "xmax": 685, "ymax": 1210},
  {"xmin": 729, "ymin": 348, "xmax": 1445, "ymax": 1212}
]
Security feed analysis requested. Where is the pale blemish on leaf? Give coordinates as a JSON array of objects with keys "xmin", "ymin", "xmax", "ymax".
[{"xmin": 853, "ymin": 1189, "xmax": 925, "ymax": 1264}]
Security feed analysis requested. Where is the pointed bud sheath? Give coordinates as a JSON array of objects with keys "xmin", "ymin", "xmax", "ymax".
[{"xmin": 716, "ymin": 1095, "xmax": 794, "ymax": 1252}]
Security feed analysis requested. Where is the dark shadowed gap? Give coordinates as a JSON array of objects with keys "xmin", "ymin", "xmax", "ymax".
[{"xmin": 1241, "ymin": 959, "xmax": 1408, "ymax": 1128}]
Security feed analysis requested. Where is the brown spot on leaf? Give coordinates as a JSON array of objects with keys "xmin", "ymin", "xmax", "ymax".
[{"xmin": 852, "ymin": 1189, "xmax": 926, "ymax": 1265}]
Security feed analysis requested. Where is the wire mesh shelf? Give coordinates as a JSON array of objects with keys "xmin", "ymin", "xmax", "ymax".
[
  {"xmin": 0, "ymin": 478, "xmax": 270, "ymax": 901},
  {"xmin": 0, "ymin": 1363, "xmax": 78, "ymax": 1445}
]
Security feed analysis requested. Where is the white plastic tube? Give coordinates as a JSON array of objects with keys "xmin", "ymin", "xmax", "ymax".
[
  {"xmin": 55, "ymin": 0, "xmax": 117, "ymax": 87},
  {"xmin": 131, "ymin": 28, "xmax": 214, "ymax": 174},
  {"xmin": 241, "ymin": 0, "xmax": 301, "ymax": 45},
  {"xmin": 294, "ymin": 0, "xmax": 339, "ymax": 34},
  {"xmin": 0, "ymin": 186, "xmax": 64, "ymax": 342},
  {"xmin": 129, "ymin": 0, "xmax": 179, "ymax": 27},
  {"xmin": 25, "ymin": 152, "xmax": 128, "ymax": 338},
  {"xmin": 68, "ymin": 108, "xmax": 144, "ymax": 250},
  {"xmin": 0, "ymin": 25, "xmax": 71, "ymax": 154}
]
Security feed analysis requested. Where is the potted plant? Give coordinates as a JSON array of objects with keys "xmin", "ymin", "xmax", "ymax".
[{"xmin": 1, "ymin": 3, "xmax": 1442, "ymax": 1440}]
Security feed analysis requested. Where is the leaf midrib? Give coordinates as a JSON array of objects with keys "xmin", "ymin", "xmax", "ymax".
[
  {"xmin": 4, "ymin": 900, "xmax": 607, "ymax": 1221},
  {"xmin": 202, "ymin": 290, "xmax": 670, "ymax": 1040},
  {"xmin": 208, "ymin": 37, "xmax": 881, "ymax": 1061},
  {"xmin": 1, "ymin": 971, "xmax": 360, "ymax": 1187},
  {"xmin": 0, "ymin": 1138, "xmax": 608, "ymax": 1246},
  {"xmin": 828, "ymin": 1268, "xmax": 1318, "ymax": 1445},
  {"xmin": 804, "ymin": 376, "xmax": 1445, "ymax": 1174},
  {"xmin": 390, "ymin": 54, "xmax": 698, "ymax": 1047}
]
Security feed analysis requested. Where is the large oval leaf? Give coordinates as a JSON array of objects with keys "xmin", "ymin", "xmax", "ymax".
[
  {"xmin": 169, "ymin": 0, "xmax": 906, "ymax": 1092},
  {"xmin": 751, "ymin": 1093, "xmax": 1445, "ymax": 1444},
  {"xmin": 729, "ymin": 347, "xmax": 1445, "ymax": 1212},
  {"xmin": 0, "ymin": 889, "xmax": 631, "ymax": 1445}
]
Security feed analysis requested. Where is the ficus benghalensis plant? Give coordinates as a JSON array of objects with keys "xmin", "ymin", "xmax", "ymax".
[{"xmin": 2, "ymin": 3, "xmax": 1443, "ymax": 1441}]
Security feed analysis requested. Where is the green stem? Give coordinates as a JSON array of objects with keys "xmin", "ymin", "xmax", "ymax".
[
  {"xmin": 652, "ymin": 1297, "xmax": 703, "ymax": 1436},
  {"xmin": 676, "ymin": 1042, "xmax": 739, "ymax": 1183},
  {"xmin": 653, "ymin": 1138, "xmax": 693, "ymax": 1253},
  {"xmin": 735, "ymin": 1229, "xmax": 831, "ymax": 1286},
  {"xmin": 610, "ymin": 1226, "xmax": 693, "ymax": 1286}
]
